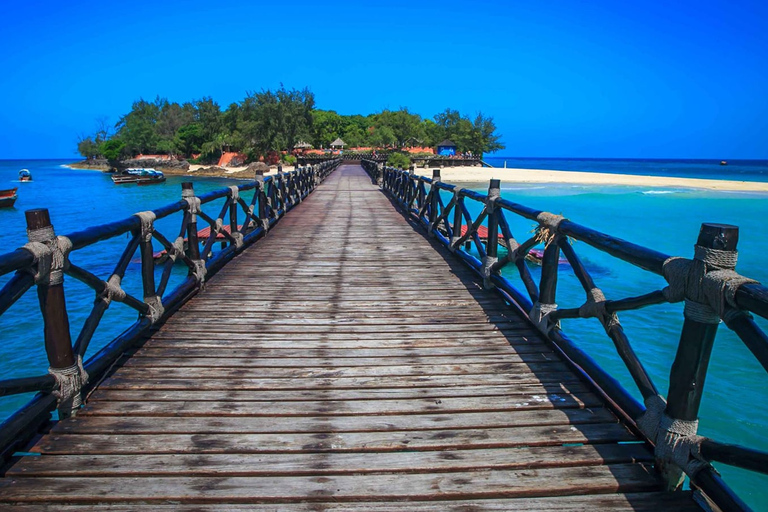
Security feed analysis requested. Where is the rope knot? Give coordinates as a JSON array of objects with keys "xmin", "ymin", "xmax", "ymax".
[
  {"xmin": 100, "ymin": 274, "xmax": 126, "ymax": 305},
  {"xmin": 23, "ymin": 229, "xmax": 72, "ymax": 286},
  {"xmin": 169, "ymin": 236, "xmax": 186, "ymax": 262},
  {"xmin": 192, "ymin": 259, "xmax": 207, "ymax": 285},
  {"xmin": 48, "ymin": 355, "xmax": 88, "ymax": 415},
  {"xmin": 661, "ymin": 248, "xmax": 758, "ymax": 323},
  {"xmin": 134, "ymin": 211, "xmax": 156, "ymax": 243},
  {"xmin": 636, "ymin": 394, "xmax": 709, "ymax": 478},
  {"xmin": 144, "ymin": 295, "xmax": 165, "ymax": 323},
  {"xmin": 231, "ymin": 232, "xmax": 244, "ymax": 249},
  {"xmin": 184, "ymin": 196, "xmax": 201, "ymax": 216},
  {"xmin": 529, "ymin": 302, "xmax": 558, "ymax": 333},
  {"xmin": 534, "ymin": 212, "xmax": 565, "ymax": 246},
  {"xmin": 228, "ymin": 185, "xmax": 239, "ymax": 202}
]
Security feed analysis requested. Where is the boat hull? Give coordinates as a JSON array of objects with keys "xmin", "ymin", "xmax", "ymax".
[{"xmin": 0, "ymin": 188, "xmax": 18, "ymax": 208}]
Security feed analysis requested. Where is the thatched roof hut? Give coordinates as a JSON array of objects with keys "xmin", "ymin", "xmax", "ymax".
[
  {"xmin": 293, "ymin": 141, "xmax": 313, "ymax": 149},
  {"xmin": 330, "ymin": 138, "xmax": 346, "ymax": 148}
]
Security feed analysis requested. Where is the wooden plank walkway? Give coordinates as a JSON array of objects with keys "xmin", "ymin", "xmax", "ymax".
[{"xmin": 0, "ymin": 165, "xmax": 699, "ymax": 510}]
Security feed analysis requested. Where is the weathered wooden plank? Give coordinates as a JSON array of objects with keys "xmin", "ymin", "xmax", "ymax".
[
  {"xmin": 78, "ymin": 392, "xmax": 603, "ymax": 417},
  {"xmin": 122, "ymin": 353, "xmax": 557, "ymax": 368},
  {"xmin": 0, "ymin": 492, "xmax": 703, "ymax": 511},
  {"xmin": 8, "ymin": 444, "xmax": 651, "ymax": 477},
  {"xmin": 30, "ymin": 423, "xmax": 638, "ymax": 455},
  {"xmin": 0, "ymin": 463, "xmax": 662, "ymax": 503},
  {"xmin": 52, "ymin": 408, "xmax": 618, "ymax": 434},
  {"xmin": 109, "ymin": 361, "xmax": 570, "ymax": 380},
  {"xmin": 99, "ymin": 371, "xmax": 584, "ymax": 391},
  {"xmin": 129, "ymin": 345, "xmax": 546, "ymax": 359},
  {"xmin": 88, "ymin": 382, "xmax": 592, "ymax": 402}
]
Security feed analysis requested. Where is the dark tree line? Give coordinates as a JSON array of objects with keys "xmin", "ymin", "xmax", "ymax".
[{"xmin": 78, "ymin": 86, "xmax": 505, "ymax": 163}]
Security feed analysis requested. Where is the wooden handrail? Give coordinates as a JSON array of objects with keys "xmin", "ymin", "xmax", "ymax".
[
  {"xmin": 363, "ymin": 159, "xmax": 767, "ymax": 512},
  {"xmin": 0, "ymin": 159, "xmax": 342, "ymax": 463}
]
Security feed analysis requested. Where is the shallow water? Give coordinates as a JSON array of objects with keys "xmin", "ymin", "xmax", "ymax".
[{"xmin": 1, "ymin": 159, "xmax": 766, "ymax": 508}]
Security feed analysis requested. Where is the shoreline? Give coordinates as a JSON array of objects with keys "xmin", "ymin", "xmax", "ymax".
[
  {"xmin": 65, "ymin": 162, "xmax": 291, "ymax": 179},
  {"xmin": 66, "ymin": 161, "xmax": 768, "ymax": 192},
  {"xmin": 434, "ymin": 166, "xmax": 768, "ymax": 192}
]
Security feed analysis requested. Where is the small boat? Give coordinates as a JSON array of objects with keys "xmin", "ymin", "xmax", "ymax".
[
  {"xmin": 18, "ymin": 169, "xmax": 32, "ymax": 181},
  {"xmin": 0, "ymin": 188, "xmax": 18, "ymax": 208},
  {"xmin": 112, "ymin": 168, "xmax": 166, "ymax": 185},
  {"xmin": 720, "ymin": 161, "xmax": 728, "ymax": 166}
]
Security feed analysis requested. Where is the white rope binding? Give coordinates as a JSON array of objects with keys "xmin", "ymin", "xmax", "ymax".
[
  {"xmin": 529, "ymin": 302, "xmax": 558, "ymax": 334},
  {"xmin": 636, "ymin": 394, "xmax": 709, "ymax": 477},
  {"xmin": 23, "ymin": 226, "xmax": 72, "ymax": 286},
  {"xmin": 662, "ymin": 245, "xmax": 759, "ymax": 324},
  {"xmin": 48, "ymin": 355, "xmax": 88, "ymax": 416}
]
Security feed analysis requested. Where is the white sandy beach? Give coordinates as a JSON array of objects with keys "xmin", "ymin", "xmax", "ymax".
[{"xmin": 433, "ymin": 166, "xmax": 768, "ymax": 192}]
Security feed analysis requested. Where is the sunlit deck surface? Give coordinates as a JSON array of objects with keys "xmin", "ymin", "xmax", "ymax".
[{"xmin": 0, "ymin": 165, "xmax": 699, "ymax": 510}]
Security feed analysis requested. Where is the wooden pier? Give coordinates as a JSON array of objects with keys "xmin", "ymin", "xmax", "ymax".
[{"xmin": 0, "ymin": 165, "xmax": 703, "ymax": 509}]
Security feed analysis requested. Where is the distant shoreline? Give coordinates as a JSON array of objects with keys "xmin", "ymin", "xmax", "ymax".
[
  {"xmin": 435, "ymin": 166, "xmax": 768, "ymax": 192},
  {"xmin": 64, "ymin": 161, "xmax": 768, "ymax": 192}
]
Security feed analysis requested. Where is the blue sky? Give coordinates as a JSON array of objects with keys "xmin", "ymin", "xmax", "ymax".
[{"xmin": 0, "ymin": 0, "xmax": 766, "ymax": 159}]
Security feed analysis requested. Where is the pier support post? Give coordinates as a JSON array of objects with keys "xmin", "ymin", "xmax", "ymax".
[
  {"xmin": 255, "ymin": 171, "xmax": 270, "ymax": 231},
  {"xmin": 661, "ymin": 223, "xmax": 738, "ymax": 490},
  {"xmin": 428, "ymin": 169, "xmax": 441, "ymax": 237},
  {"xmin": 25, "ymin": 209, "xmax": 83, "ymax": 419},
  {"xmin": 482, "ymin": 179, "xmax": 501, "ymax": 289},
  {"xmin": 181, "ymin": 183, "xmax": 206, "ymax": 284}
]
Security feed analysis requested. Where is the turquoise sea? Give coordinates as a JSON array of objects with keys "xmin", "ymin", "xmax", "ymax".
[{"xmin": 1, "ymin": 158, "xmax": 767, "ymax": 509}]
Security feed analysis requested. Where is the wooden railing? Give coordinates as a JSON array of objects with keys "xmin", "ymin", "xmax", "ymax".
[
  {"xmin": 362, "ymin": 160, "xmax": 768, "ymax": 512},
  {"xmin": 0, "ymin": 159, "xmax": 341, "ymax": 463}
]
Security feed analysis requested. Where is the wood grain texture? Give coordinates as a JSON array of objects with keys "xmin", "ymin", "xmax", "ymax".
[{"xmin": 0, "ymin": 165, "xmax": 693, "ymax": 509}]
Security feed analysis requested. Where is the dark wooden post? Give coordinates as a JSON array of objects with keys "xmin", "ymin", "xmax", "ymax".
[
  {"xmin": 255, "ymin": 171, "xmax": 269, "ymax": 230},
  {"xmin": 181, "ymin": 183, "xmax": 200, "ymax": 261},
  {"xmin": 483, "ymin": 179, "xmax": 501, "ymax": 288},
  {"xmin": 228, "ymin": 187, "xmax": 238, "ymax": 242},
  {"xmin": 662, "ymin": 223, "xmax": 738, "ymax": 489},
  {"xmin": 451, "ymin": 190, "xmax": 464, "ymax": 250},
  {"xmin": 25, "ymin": 209, "xmax": 78, "ymax": 418},
  {"xmin": 428, "ymin": 169, "xmax": 441, "ymax": 235}
]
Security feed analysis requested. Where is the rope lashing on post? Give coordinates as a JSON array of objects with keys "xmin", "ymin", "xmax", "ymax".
[
  {"xmin": 446, "ymin": 187, "xmax": 466, "ymax": 251},
  {"xmin": 661, "ymin": 246, "xmax": 759, "ymax": 324},
  {"xmin": 529, "ymin": 301, "xmax": 558, "ymax": 334},
  {"xmin": 228, "ymin": 186, "xmax": 239, "ymax": 202},
  {"xmin": 165, "ymin": 236, "xmax": 185, "ymax": 263},
  {"xmin": 231, "ymin": 232, "xmax": 244, "ymax": 249},
  {"xmin": 99, "ymin": 274, "xmax": 127, "ymax": 306},
  {"xmin": 22, "ymin": 232, "xmax": 72, "ymax": 286},
  {"xmin": 182, "ymin": 189, "xmax": 201, "ymax": 221},
  {"xmin": 135, "ymin": 211, "xmax": 155, "ymax": 243},
  {"xmin": 534, "ymin": 212, "xmax": 566, "ymax": 246},
  {"xmin": 482, "ymin": 255, "xmax": 498, "ymax": 287},
  {"xmin": 48, "ymin": 355, "xmax": 88, "ymax": 410},
  {"xmin": 578, "ymin": 287, "xmax": 621, "ymax": 332},
  {"xmin": 636, "ymin": 394, "xmax": 709, "ymax": 477},
  {"xmin": 192, "ymin": 260, "xmax": 207, "ymax": 284},
  {"xmin": 144, "ymin": 294, "xmax": 165, "ymax": 323}
]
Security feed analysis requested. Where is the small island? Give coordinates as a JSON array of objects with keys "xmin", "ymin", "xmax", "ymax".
[{"xmin": 72, "ymin": 86, "xmax": 505, "ymax": 179}]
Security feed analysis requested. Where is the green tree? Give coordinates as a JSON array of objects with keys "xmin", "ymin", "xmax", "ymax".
[
  {"xmin": 369, "ymin": 125, "xmax": 396, "ymax": 148},
  {"xmin": 115, "ymin": 98, "xmax": 161, "ymax": 155},
  {"xmin": 99, "ymin": 139, "xmax": 126, "ymax": 168},
  {"xmin": 77, "ymin": 136, "xmax": 101, "ymax": 159},
  {"xmin": 175, "ymin": 123, "xmax": 205, "ymax": 157}
]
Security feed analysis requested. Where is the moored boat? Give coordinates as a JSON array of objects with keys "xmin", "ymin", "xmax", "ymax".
[
  {"xmin": 0, "ymin": 188, "xmax": 18, "ymax": 208},
  {"xmin": 111, "ymin": 168, "xmax": 166, "ymax": 185},
  {"xmin": 18, "ymin": 169, "xmax": 32, "ymax": 182}
]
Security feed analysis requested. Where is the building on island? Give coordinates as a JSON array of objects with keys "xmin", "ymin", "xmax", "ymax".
[
  {"xmin": 437, "ymin": 139, "xmax": 457, "ymax": 156},
  {"xmin": 330, "ymin": 138, "xmax": 346, "ymax": 149}
]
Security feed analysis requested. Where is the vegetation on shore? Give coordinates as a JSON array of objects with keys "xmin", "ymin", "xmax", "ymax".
[{"xmin": 77, "ymin": 86, "xmax": 505, "ymax": 165}]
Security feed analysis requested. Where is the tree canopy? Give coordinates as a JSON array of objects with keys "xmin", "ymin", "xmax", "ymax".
[{"xmin": 80, "ymin": 87, "xmax": 505, "ymax": 162}]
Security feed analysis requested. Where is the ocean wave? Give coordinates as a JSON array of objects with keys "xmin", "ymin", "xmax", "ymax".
[{"xmin": 640, "ymin": 190, "xmax": 678, "ymax": 195}]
